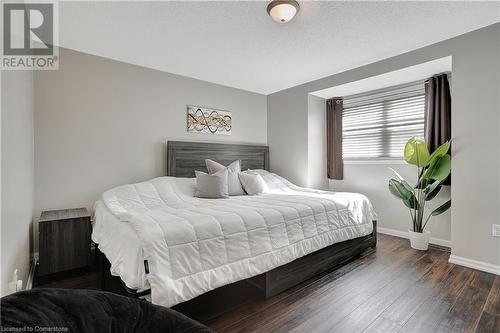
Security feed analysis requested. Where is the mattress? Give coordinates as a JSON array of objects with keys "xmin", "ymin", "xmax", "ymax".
[{"xmin": 97, "ymin": 170, "xmax": 376, "ymax": 307}]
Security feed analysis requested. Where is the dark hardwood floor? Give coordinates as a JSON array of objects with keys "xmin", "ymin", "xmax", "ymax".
[{"xmin": 37, "ymin": 234, "xmax": 500, "ymax": 333}]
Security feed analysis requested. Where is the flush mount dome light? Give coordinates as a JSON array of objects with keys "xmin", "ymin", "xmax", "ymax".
[{"xmin": 267, "ymin": 0, "xmax": 300, "ymax": 23}]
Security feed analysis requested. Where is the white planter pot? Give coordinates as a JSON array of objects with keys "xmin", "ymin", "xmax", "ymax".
[{"xmin": 408, "ymin": 230, "xmax": 431, "ymax": 250}]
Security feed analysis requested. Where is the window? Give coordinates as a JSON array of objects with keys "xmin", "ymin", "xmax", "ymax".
[{"xmin": 342, "ymin": 82, "xmax": 425, "ymax": 159}]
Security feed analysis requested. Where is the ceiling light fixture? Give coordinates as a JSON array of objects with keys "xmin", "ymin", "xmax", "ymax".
[{"xmin": 267, "ymin": 0, "xmax": 300, "ymax": 23}]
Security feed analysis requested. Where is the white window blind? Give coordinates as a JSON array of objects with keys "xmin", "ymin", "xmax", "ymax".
[{"xmin": 342, "ymin": 82, "xmax": 425, "ymax": 159}]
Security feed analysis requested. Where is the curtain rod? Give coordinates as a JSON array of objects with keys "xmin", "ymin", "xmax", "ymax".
[{"xmin": 424, "ymin": 71, "xmax": 452, "ymax": 84}]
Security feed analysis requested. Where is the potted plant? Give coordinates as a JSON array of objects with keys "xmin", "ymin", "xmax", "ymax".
[{"xmin": 388, "ymin": 137, "xmax": 451, "ymax": 250}]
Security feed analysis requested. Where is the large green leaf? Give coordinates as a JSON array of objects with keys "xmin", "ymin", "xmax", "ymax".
[
  {"xmin": 423, "ymin": 154, "xmax": 451, "ymax": 181},
  {"xmin": 388, "ymin": 179, "xmax": 412, "ymax": 200},
  {"xmin": 424, "ymin": 181, "xmax": 442, "ymax": 201},
  {"xmin": 389, "ymin": 179, "xmax": 418, "ymax": 209},
  {"xmin": 404, "ymin": 137, "xmax": 430, "ymax": 167},
  {"xmin": 431, "ymin": 200, "xmax": 451, "ymax": 216},
  {"xmin": 388, "ymin": 167, "xmax": 414, "ymax": 192},
  {"xmin": 427, "ymin": 141, "xmax": 450, "ymax": 166},
  {"xmin": 403, "ymin": 195, "xmax": 419, "ymax": 210}
]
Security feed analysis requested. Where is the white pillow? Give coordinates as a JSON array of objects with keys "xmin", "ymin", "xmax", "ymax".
[
  {"xmin": 205, "ymin": 159, "xmax": 245, "ymax": 196},
  {"xmin": 194, "ymin": 169, "xmax": 229, "ymax": 198},
  {"xmin": 238, "ymin": 171, "xmax": 269, "ymax": 195}
]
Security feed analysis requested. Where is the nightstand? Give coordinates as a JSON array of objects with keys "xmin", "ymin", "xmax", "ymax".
[{"xmin": 38, "ymin": 208, "xmax": 92, "ymax": 278}]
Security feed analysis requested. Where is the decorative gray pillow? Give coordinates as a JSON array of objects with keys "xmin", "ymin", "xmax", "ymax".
[
  {"xmin": 194, "ymin": 169, "xmax": 229, "ymax": 198},
  {"xmin": 205, "ymin": 159, "xmax": 245, "ymax": 196}
]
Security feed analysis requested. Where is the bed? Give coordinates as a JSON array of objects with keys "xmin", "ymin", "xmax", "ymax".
[{"xmin": 92, "ymin": 141, "xmax": 377, "ymax": 308}]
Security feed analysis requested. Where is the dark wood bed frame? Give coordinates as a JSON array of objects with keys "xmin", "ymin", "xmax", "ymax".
[
  {"xmin": 166, "ymin": 140, "xmax": 270, "ymax": 177},
  {"xmin": 100, "ymin": 140, "xmax": 376, "ymax": 312}
]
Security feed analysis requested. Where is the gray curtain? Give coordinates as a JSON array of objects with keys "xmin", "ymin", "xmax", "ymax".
[
  {"xmin": 327, "ymin": 98, "xmax": 343, "ymax": 180},
  {"xmin": 424, "ymin": 74, "xmax": 451, "ymax": 152},
  {"xmin": 425, "ymin": 73, "xmax": 451, "ymax": 185}
]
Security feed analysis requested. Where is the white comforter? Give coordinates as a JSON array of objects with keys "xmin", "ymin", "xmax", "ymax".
[{"xmin": 101, "ymin": 170, "xmax": 376, "ymax": 307}]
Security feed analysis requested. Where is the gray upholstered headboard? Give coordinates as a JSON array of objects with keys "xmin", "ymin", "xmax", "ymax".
[{"xmin": 166, "ymin": 141, "xmax": 269, "ymax": 177}]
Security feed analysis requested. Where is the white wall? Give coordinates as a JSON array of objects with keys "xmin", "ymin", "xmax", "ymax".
[
  {"xmin": 34, "ymin": 48, "xmax": 267, "ymax": 218},
  {"xmin": 1, "ymin": 70, "xmax": 34, "ymax": 295},
  {"xmin": 268, "ymin": 23, "xmax": 500, "ymax": 269}
]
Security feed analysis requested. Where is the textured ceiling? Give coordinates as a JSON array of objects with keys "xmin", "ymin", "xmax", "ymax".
[{"xmin": 58, "ymin": 1, "xmax": 500, "ymax": 94}]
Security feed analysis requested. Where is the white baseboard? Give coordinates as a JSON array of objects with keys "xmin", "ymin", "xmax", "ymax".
[
  {"xmin": 377, "ymin": 226, "xmax": 451, "ymax": 248},
  {"xmin": 378, "ymin": 227, "xmax": 499, "ymax": 275},
  {"xmin": 449, "ymin": 255, "xmax": 500, "ymax": 275}
]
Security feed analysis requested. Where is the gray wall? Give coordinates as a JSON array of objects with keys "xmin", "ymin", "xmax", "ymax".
[
  {"xmin": 307, "ymin": 96, "xmax": 451, "ymax": 242},
  {"xmin": 1, "ymin": 71, "xmax": 34, "ymax": 295},
  {"xmin": 330, "ymin": 163, "xmax": 451, "ymax": 242},
  {"xmin": 268, "ymin": 23, "xmax": 500, "ymax": 267},
  {"xmin": 268, "ymin": 85, "xmax": 309, "ymax": 186},
  {"xmin": 307, "ymin": 94, "xmax": 328, "ymax": 190},
  {"xmin": 34, "ymin": 47, "xmax": 267, "ymax": 219}
]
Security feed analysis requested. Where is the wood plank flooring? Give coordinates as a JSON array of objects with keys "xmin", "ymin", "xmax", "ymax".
[
  {"xmin": 36, "ymin": 234, "xmax": 499, "ymax": 333},
  {"xmin": 202, "ymin": 234, "xmax": 499, "ymax": 333}
]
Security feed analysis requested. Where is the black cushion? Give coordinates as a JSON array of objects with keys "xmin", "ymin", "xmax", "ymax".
[{"xmin": 0, "ymin": 288, "xmax": 213, "ymax": 333}]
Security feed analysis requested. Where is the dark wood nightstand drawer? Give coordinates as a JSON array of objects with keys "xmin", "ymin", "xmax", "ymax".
[{"xmin": 38, "ymin": 208, "xmax": 91, "ymax": 276}]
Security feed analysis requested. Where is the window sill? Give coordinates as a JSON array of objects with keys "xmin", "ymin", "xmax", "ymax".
[{"xmin": 343, "ymin": 159, "xmax": 407, "ymax": 165}]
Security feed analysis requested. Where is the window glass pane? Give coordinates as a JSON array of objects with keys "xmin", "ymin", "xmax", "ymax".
[{"xmin": 342, "ymin": 84, "xmax": 425, "ymax": 159}]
